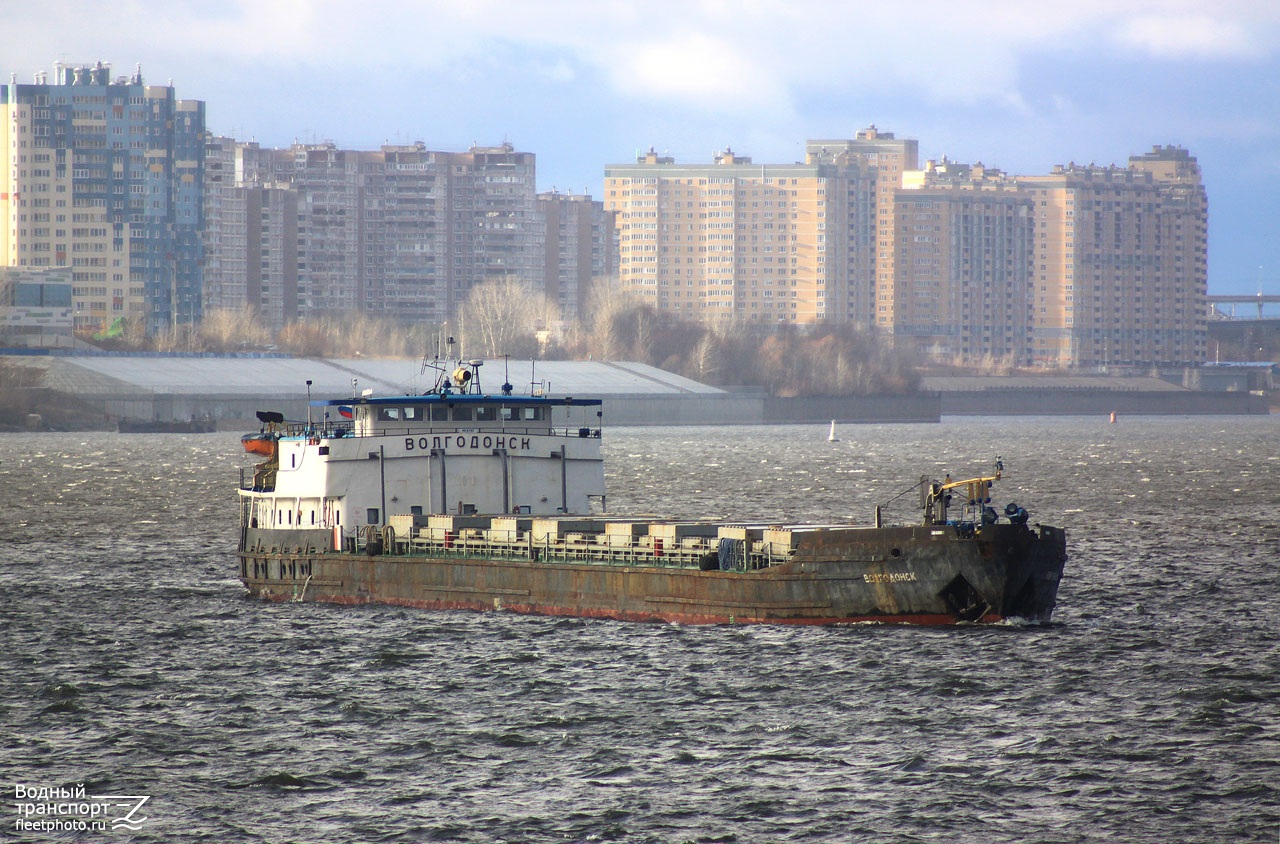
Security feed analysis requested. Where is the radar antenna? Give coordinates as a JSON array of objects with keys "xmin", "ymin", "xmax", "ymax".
[{"xmin": 421, "ymin": 335, "xmax": 458, "ymax": 394}]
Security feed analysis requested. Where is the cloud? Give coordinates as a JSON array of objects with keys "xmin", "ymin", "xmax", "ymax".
[
  {"xmin": 13, "ymin": 2, "xmax": 1280, "ymax": 94},
  {"xmin": 604, "ymin": 31, "xmax": 790, "ymax": 112},
  {"xmin": 1113, "ymin": 14, "xmax": 1263, "ymax": 59},
  {"xmin": 9, "ymin": 0, "xmax": 1280, "ymax": 129},
  {"xmin": 537, "ymin": 58, "xmax": 578, "ymax": 84}
]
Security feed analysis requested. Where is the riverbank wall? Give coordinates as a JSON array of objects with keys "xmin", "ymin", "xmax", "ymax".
[{"xmin": 3, "ymin": 353, "xmax": 1271, "ymax": 430}]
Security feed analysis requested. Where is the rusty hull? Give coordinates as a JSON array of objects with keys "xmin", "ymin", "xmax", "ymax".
[{"xmin": 238, "ymin": 523, "xmax": 1066, "ymax": 625}]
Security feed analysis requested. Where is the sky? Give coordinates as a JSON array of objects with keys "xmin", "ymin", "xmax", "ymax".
[{"xmin": 8, "ymin": 0, "xmax": 1280, "ymax": 295}]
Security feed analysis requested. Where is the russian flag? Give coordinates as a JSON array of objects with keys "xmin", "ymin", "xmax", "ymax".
[{"xmin": 338, "ymin": 406, "xmax": 353, "ymax": 419}]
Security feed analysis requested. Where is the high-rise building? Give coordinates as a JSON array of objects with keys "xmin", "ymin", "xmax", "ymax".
[
  {"xmin": 607, "ymin": 131, "xmax": 1207, "ymax": 370},
  {"xmin": 205, "ymin": 138, "xmax": 302, "ymax": 330},
  {"xmin": 446, "ymin": 144, "xmax": 542, "ymax": 313},
  {"xmin": 896, "ymin": 159, "xmax": 1035, "ymax": 365},
  {"xmin": 202, "ymin": 135, "xmax": 239, "ymax": 314},
  {"xmin": 537, "ymin": 191, "xmax": 614, "ymax": 320},
  {"xmin": 1017, "ymin": 147, "xmax": 1207, "ymax": 367},
  {"xmin": 806, "ymin": 127, "xmax": 919, "ymax": 330},
  {"xmin": 204, "ymin": 136, "xmax": 260, "ymax": 322},
  {"xmin": 368, "ymin": 144, "xmax": 446, "ymax": 321},
  {"xmin": 604, "ymin": 147, "xmax": 844, "ymax": 325},
  {"xmin": 605, "ymin": 130, "xmax": 917, "ymax": 329},
  {"xmin": 238, "ymin": 142, "xmax": 364, "ymax": 318},
  {"xmin": 1, "ymin": 62, "xmax": 205, "ymax": 334},
  {"xmin": 206, "ymin": 140, "xmax": 544, "ymax": 327}
]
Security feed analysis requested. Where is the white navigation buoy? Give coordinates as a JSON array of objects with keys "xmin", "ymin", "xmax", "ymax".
[{"xmin": 828, "ymin": 420, "xmax": 839, "ymax": 442}]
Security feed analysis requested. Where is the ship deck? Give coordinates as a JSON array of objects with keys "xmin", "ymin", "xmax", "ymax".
[{"xmin": 346, "ymin": 515, "xmax": 806, "ymax": 573}]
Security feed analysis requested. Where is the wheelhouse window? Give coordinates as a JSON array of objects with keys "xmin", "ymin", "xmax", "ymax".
[
  {"xmin": 431, "ymin": 405, "xmax": 449, "ymax": 421},
  {"xmin": 452, "ymin": 406, "xmax": 474, "ymax": 421},
  {"xmin": 475, "ymin": 406, "xmax": 496, "ymax": 422},
  {"xmin": 375, "ymin": 406, "xmax": 424, "ymax": 421}
]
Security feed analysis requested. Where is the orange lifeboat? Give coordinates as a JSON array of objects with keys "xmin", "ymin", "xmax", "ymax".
[{"xmin": 241, "ymin": 432, "xmax": 278, "ymax": 457}]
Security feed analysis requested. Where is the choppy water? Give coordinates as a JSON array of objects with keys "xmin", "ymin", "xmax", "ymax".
[{"xmin": 1, "ymin": 416, "xmax": 1277, "ymax": 843}]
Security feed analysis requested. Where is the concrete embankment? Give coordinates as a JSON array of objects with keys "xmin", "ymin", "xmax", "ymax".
[
  {"xmin": 937, "ymin": 388, "xmax": 1268, "ymax": 416},
  {"xmin": 4, "ymin": 354, "xmax": 1271, "ymax": 430},
  {"xmin": 925, "ymin": 374, "xmax": 1271, "ymax": 416},
  {"xmin": 7, "ymin": 353, "xmax": 943, "ymax": 428}
]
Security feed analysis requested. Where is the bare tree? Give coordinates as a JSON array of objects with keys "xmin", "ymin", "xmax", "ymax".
[
  {"xmin": 582, "ymin": 274, "xmax": 643, "ymax": 360},
  {"xmin": 120, "ymin": 317, "xmax": 148, "ymax": 349},
  {"xmin": 149, "ymin": 324, "xmax": 185, "ymax": 353},
  {"xmin": 198, "ymin": 306, "xmax": 271, "ymax": 352},
  {"xmin": 629, "ymin": 306, "xmax": 660, "ymax": 363},
  {"xmin": 271, "ymin": 313, "xmax": 430, "ymax": 358},
  {"xmin": 684, "ymin": 332, "xmax": 724, "ymax": 382},
  {"xmin": 278, "ymin": 321, "xmax": 329, "ymax": 357},
  {"xmin": 457, "ymin": 278, "xmax": 559, "ymax": 359}
]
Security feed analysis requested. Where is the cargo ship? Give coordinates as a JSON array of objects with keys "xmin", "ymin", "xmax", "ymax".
[{"xmin": 236, "ymin": 359, "xmax": 1066, "ymax": 625}]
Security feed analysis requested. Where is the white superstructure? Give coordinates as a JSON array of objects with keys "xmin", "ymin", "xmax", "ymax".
[{"xmin": 238, "ymin": 363, "xmax": 605, "ymax": 550}]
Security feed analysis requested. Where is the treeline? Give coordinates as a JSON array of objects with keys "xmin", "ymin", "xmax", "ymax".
[
  {"xmin": 96, "ymin": 307, "xmax": 428, "ymax": 358},
  {"xmin": 572, "ymin": 294, "xmax": 919, "ymax": 396},
  {"xmin": 85, "ymin": 279, "xmax": 920, "ymax": 397}
]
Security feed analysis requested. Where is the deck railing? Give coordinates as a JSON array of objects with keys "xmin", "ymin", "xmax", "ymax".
[
  {"xmin": 349, "ymin": 526, "xmax": 792, "ymax": 573},
  {"xmin": 262, "ymin": 422, "xmax": 602, "ymax": 441}
]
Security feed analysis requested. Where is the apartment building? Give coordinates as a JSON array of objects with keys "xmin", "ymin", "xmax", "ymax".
[
  {"xmin": 449, "ymin": 144, "xmax": 543, "ymax": 312},
  {"xmin": 537, "ymin": 191, "xmax": 614, "ymax": 320},
  {"xmin": 370, "ymin": 143, "xmax": 446, "ymax": 321},
  {"xmin": 236, "ymin": 142, "xmax": 363, "ymax": 318},
  {"xmin": 204, "ymin": 137, "xmax": 304, "ymax": 330},
  {"xmin": 607, "ymin": 130, "xmax": 1206, "ymax": 369},
  {"xmin": 604, "ymin": 147, "xmax": 842, "ymax": 325},
  {"xmin": 604, "ymin": 128, "xmax": 916, "ymax": 329},
  {"xmin": 896, "ymin": 160, "xmax": 1035, "ymax": 365},
  {"xmin": 806, "ymin": 127, "xmax": 919, "ymax": 329},
  {"xmin": 203, "ymin": 135, "xmax": 239, "ymax": 315},
  {"xmin": 0, "ymin": 62, "xmax": 204, "ymax": 334},
  {"xmin": 206, "ymin": 140, "xmax": 544, "ymax": 327},
  {"xmin": 1017, "ymin": 146, "xmax": 1207, "ymax": 367}
]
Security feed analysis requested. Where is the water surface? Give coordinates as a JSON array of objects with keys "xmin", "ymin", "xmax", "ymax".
[{"xmin": 2, "ymin": 417, "xmax": 1277, "ymax": 842}]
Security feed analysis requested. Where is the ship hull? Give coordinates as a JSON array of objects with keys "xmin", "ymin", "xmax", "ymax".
[{"xmin": 237, "ymin": 523, "xmax": 1066, "ymax": 626}]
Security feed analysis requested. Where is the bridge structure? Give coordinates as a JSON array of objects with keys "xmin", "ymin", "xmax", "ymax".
[
  {"xmin": 1208, "ymin": 294, "xmax": 1280, "ymax": 320},
  {"xmin": 1206, "ymin": 295, "xmax": 1280, "ymax": 364}
]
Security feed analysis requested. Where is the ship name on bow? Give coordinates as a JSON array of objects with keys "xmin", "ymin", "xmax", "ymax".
[{"xmin": 863, "ymin": 572, "xmax": 918, "ymax": 583}]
